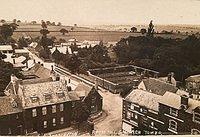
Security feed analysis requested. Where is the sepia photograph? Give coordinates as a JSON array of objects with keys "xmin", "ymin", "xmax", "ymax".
[{"xmin": 0, "ymin": 0, "xmax": 200, "ymax": 136}]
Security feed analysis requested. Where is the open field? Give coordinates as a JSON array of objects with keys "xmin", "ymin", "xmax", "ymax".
[
  {"xmin": 12, "ymin": 23, "xmax": 200, "ymax": 43},
  {"xmin": 13, "ymin": 31, "xmax": 190, "ymax": 43}
]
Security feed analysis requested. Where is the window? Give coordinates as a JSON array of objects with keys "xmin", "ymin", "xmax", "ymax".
[
  {"xmin": 169, "ymin": 120, "xmax": 177, "ymax": 131},
  {"xmin": 52, "ymin": 105, "xmax": 56, "ymax": 113},
  {"xmin": 60, "ymin": 104, "xmax": 64, "ymax": 112},
  {"xmin": 30, "ymin": 96, "xmax": 39, "ymax": 103},
  {"xmin": 91, "ymin": 96, "xmax": 96, "ymax": 103},
  {"xmin": 72, "ymin": 102, "xmax": 75, "ymax": 108},
  {"xmin": 191, "ymin": 129, "xmax": 200, "ymax": 135},
  {"xmin": 16, "ymin": 114, "xmax": 19, "ymax": 119},
  {"xmin": 57, "ymin": 92, "xmax": 65, "ymax": 98},
  {"xmin": 44, "ymin": 93, "xmax": 52, "ymax": 101},
  {"xmin": 42, "ymin": 107, "xmax": 47, "ymax": 115},
  {"xmin": 91, "ymin": 105, "xmax": 97, "ymax": 113},
  {"xmin": 32, "ymin": 109, "xmax": 37, "ymax": 117},
  {"xmin": 134, "ymin": 113, "xmax": 138, "ymax": 119},
  {"xmin": 60, "ymin": 117, "xmax": 64, "ymax": 124},
  {"xmin": 130, "ymin": 104, "xmax": 134, "ymax": 110},
  {"xmin": 53, "ymin": 118, "xmax": 56, "ymax": 126},
  {"xmin": 140, "ymin": 108, "xmax": 147, "ymax": 113},
  {"xmin": 151, "ymin": 122, "xmax": 154, "ymax": 127},
  {"xmin": 43, "ymin": 121, "xmax": 47, "ymax": 128},
  {"xmin": 170, "ymin": 108, "xmax": 178, "ymax": 116},
  {"xmin": 8, "ymin": 128, "xmax": 11, "ymax": 134},
  {"xmin": 193, "ymin": 113, "xmax": 200, "ymax": 123},
  {"xmin": 127, "ymin": 111, "xmax": 131, "ymax": 119}
]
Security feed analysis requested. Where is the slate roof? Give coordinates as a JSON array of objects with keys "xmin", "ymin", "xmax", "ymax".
[
  {"xmin": 73, "ymin": 82, "xmax": 93, "ymax": 98},
  {"xmin": 159, "ymin": 91, "xmax": 200, "ymax": 113},
  {"xmin": 125, "ymin": 89, "xmax": 161, "ymax": 111},
  {"xmin": 186, "ymin": 74, "xmax": 200, "ymax": 83},
  {"xmin": 18, "ymin": 80, "xmax": 72, "ymax": 109},
  {"xmin": 142, "ymin": 78, "xmax": 178, "ymax": 96},
  {"xmin": 22, "ymin": 63, "xmax": 51, "ymax": 79},
  {"xmin": 0, "ymin": 95, "xmax": 22, "ymax": 116}
]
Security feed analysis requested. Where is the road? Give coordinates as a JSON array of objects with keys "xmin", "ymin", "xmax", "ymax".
[{"xmin": 94, "ymin": 89, "xmax": 123, "ymax": 135}]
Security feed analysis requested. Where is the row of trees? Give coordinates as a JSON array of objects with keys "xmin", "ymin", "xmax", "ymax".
[
  {"xmin": 52, "ymin": 43, "xmax": 111, "ymax": 74},
  {"xmin": 114, "ymin": 34, "xmax": 200, "ymax": 81}
]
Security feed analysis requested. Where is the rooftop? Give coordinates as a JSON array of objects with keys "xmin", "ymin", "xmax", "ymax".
[
  {"xmin": 186, "ymin": 74, "xmax": 200, "ymax": 83},
  {"xmin": 22, "ymin": 63, "xmax": 51, "ymax": 79},
  {"xmin": 74, "ymin": 82, "xmax": 93, "ymax": 98},
  {"xmin": 0, "ymin": 95, "xmax": 22, "ymax": 116},
  {"xmin": 18, "ymin": 80, "xmax": 72, "ymax": 108},
  {"xmin": 159, "ymin": 91, "xmax": 200, "ymax": 113},
  {"xmin": 125, "ymin": 89, "xmax": 161, "ymax": 111},
  {"xmin": 0, "ymin": 45, "xmax": 13, "ymax": 51},
  {"xmin": 142, "ymin": 78, "xmax": 178, "ymax": 96}
]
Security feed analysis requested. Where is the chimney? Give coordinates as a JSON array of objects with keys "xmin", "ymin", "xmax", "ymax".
[
  {"xmin": 51, "ymin": 65, "xmax": 54, "ymax": 71},
  {"xmin": 181, "ymin": 95, "xmax": 189, "ymax": 109},
  {"xmin": 13, "ymin": 58, "xmax": 16, "ymax": 64},
  {"xmin": 38, "ymin": 61, "xmax": 40, "ymax": 64},
  {"xmin": 167, "ymin": 73, "xmax": 172, "ymax": 83},
  {"xmin": 41, "ymin": 63, "xmax": 44, "ymax": 66},
  {"xmin": 33, "ymin": 59, "xmax": 36, "ymax": 64}
]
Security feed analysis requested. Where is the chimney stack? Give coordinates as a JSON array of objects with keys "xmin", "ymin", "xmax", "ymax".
[
  {"xmin": 13, "ymin": 58, "xmax": 15, "ymax": 64},
  {"xmin": 33, "ymin": 59, "xmax": 36, "ymax": 64},
  {"xmin": 167, "ymin": 73, "xmax": 172, "ymax": 84},
  {"xmin": 181, "ymin": 94, "xmax": 189, "ymax": 110}
]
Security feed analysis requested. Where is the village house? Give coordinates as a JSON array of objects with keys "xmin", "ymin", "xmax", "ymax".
[
  {"xmin": 122, "ymin": 77, "xmax": 200, "ymax": 135},
  {"xmin": 185, "ymin": 74, "xmax": 200, "ymax": 100},
  {"xmin": 72, "ymin": 82, "xmax": 103, "ymax": 117},
  {"xmin": 0, "ymin": 67, "xmax": 103, "ymax": 135}
]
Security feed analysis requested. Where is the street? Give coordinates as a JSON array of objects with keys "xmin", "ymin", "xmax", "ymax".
[{"xmin": 94, "ymin": 89, "xmax": 123, "ymax": 135}]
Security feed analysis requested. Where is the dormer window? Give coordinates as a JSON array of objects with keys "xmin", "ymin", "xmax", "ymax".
[
  {"xmin": 56, "ymin": 92, "xmax": 65, "ymax": 98},
  {"xmin": 44, "ymin": 93, "xmax": 52, "ymax": 101},
  {"xmin": 30, "ymin": 96, "xmax": 39, "ymax": 103},
  {"xmin": 170, "ymin": 108, "xmax": 178, "ymax": 117}
]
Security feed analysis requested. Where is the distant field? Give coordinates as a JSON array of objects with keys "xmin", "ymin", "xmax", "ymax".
[
  {"xmin": 12, "ymin": 23, "xmax": 196, "ymax": 42},
  {"xmin": 13, "ymin": 31, "xmax": 190, "ymax": 43}
]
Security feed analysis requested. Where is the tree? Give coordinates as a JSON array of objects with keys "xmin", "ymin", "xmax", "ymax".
[
  {"xmin": 13, "ymin": 19, "xmax": 17, "ymax": 23},
  {"xmin": 51, "ymin": 22, "xmax": 56, "ymax": 26},
  {"xmin": 46, "ymin": 21, "xmax": 51, "ymax": 25},
  {"xmin": 18, "ymin": 37, "xmax": 28, "ymax": 48},
  {"xmin": 0, "ymin": 19, "xmax": 6, "ymax": 23},
  {"xmin": 0, "ymin": 52, "xmax": 7, "ymax": 60},
  {"xmin": 140, "ymin": 28, "xmax": 147, "ymax": 34},
  {"xmin": 66, "ymin": 54, "xmax": 81, "ymax": 74},
  {"xmin": 57, "ymin": 22, "xmax": 62, "ymax": 26},
  {"xmin": 31, "ymin": 21, "xmax": 37, "ymax": 24},
  {"xmin": 40, "ymin": 29, "xmax": 50, "ymax": 36},
  {"xmin": 147, "ymin": 20, "xmax": 154, "ymax": 37},
  {"xmin": 17, "ymin": 20, "xmax": 21, "ymax": 24},
  {"xmin": 130, "ymin": 27, "xmax": 137, "ymax": 32},
  {"xmin": 0, "ymin": 24, "xmax": 16, "ymax": 43},
  {"xmin": 60, "ymin": 28, "xmax": 68, "ymax": 35},
  {"xmin": 41, "ymin": 21, "xmax": 47, "ymax": 29},
  {"xmin": 0, "ymin": 60, "xmax": 23, "ymax": 95}
]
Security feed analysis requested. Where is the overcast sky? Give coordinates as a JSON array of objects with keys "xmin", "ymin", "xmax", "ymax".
[{"xmin": 0, "ymin": 0, "xmax": 200, "ymax": 25}]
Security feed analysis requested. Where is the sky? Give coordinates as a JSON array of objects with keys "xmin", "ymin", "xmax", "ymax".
[{"xmin": 0, "ymin": 0, "xmax": 200, "ymax": 25}]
